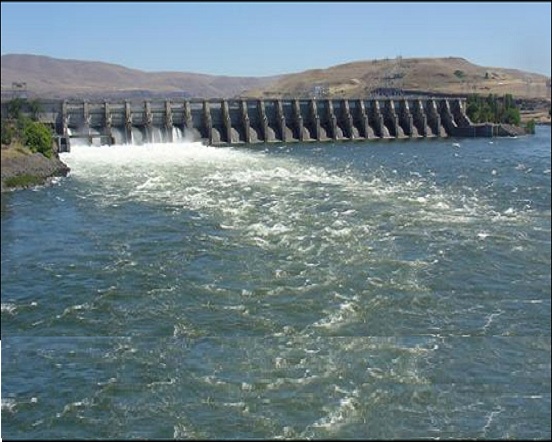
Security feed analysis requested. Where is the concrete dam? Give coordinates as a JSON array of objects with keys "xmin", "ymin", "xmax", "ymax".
[{"xmin": 4, "ymin": 97, "xmax": 497, "ymax": 150}]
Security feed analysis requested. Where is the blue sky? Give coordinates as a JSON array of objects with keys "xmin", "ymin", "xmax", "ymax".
[{"xmin": 1, "ymin": 2, "xmax": 550, "ymax": 77}]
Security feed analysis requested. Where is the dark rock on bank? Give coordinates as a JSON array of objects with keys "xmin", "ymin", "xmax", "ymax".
[{"xmin": 1, "ymin": 150, "xmax": 70, "ymax": 192}]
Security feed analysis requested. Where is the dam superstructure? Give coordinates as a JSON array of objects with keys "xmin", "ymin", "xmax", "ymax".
[{"xmin": 1, "ymin": 97, "xmax": 500, "ymax": 151}]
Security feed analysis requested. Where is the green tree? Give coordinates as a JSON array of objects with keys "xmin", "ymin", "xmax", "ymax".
[
  {"xmin": 7, "ymin": 97, "xmax": 26, "ymax": 120},
  {"xmin": 1, "ymin": 120, "xmax": 15, "ymax": 145},
  {"xmin": 480, "ymin": 103, "xmax": 494, "ymax": 123},
  {"xmin": 525, "ymin": 119, "xmax": 536, "ymax": 134},
  {"xmin": 466, "ymin": 101, "xmax": 480, "ymax": 122},
  {"xmin": 454, "ymin": 70, "xmax": 465, "ymax": 79},
  {"xmin": 466, "ymin": 93, "xmax": 522, "ymax": 125},
  {"xmin": 503, "ymin": 107, "xmax": 521, "ymax": 125},
  {"xmin": 28, "ymin": 99, "xmax": 43, "ymax": 121},
  {"xmin": 503, "ymin": 94, "xmax": 515, "ymax": 110},
  {"xmin": 16, "ymin": 115, "xmax": 33, "ymax": 132},
  {"xmin": 23, "ymin": 121, "xmax": 53, "ymax": 158}
]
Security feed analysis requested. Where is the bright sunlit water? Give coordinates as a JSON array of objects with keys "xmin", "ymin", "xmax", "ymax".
[{"xmin": 2, "ymin": 127, "xmax": 550, "ymax": 439}]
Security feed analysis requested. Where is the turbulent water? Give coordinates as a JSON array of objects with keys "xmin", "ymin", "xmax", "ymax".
[{"xmin": 2, "ymin": 127, "xmax": 551, "ymax": 439}]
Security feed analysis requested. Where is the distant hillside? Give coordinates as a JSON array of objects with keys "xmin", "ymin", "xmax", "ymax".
[
  {"xmin": 241, "ymin": 57, "xmax": 550, "ymax": 100},
  {"xmin": 1, "ymin": 54, "xmax": 549, "ymax": 103},
  {"xmin": 0, "ymin": 54, "xmax": 280, "ymax": 100}
]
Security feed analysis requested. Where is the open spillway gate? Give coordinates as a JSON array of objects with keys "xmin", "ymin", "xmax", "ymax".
[{"xmin": 2, "ymin": 97, "xmax": 493, "ymax": 151}]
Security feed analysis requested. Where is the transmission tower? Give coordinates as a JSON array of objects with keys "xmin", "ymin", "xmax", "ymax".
[{"xmin": 381, "ymin": 56, "xmax": 404, "ymax": 97}]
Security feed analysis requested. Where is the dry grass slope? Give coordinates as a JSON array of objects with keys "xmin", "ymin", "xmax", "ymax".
[
  {"xmin": 241, "ymin": 56, "xmax": 550, "ymax": 100},
  {"xmin": 1, "ymin": 54, "xmax": 279, "ymax": 99}
]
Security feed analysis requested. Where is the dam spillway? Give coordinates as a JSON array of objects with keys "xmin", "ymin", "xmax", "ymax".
[{"xmin": 2, "ymin": 97, "xmax": 496, "ymax": 151}]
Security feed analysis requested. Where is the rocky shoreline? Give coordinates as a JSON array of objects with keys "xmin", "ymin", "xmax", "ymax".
[{"xmin": 1, "ymin": 146, "xmax": 70, "ymax": 192}]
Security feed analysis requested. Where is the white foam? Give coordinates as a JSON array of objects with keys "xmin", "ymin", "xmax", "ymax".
[
  {"xmin": 311, "ymin": 300, "xmax": 359, "ymax": 330},
  {"xmin": 1, "ymin": 303, "xmax": 17, "ymax": 314},
  {"xmin": 1, "ymin": 398, "xmax": 17, "ymax": 413},
  {"xmin": 60, "ymin": 142, "xmax": 505, "ymax": 236},
  {"xmin": 482, "ymin": 311, "xmax": 502, "ymax": 332},
  {"xmin": 57, "ymin": 303, "xmax": 91, "ymax": 319},
  {"xmin": 306, "ymin": 389, "xmax": 360, "ymax": 433},
  {"xmin": 56, "ymin": 398, "xmax": 92, "ymax": 418}
]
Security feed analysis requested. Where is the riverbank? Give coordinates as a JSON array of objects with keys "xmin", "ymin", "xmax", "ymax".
[
  {"xmin": 520, "ymin": 109, "xmax": 551, "ymax": 125},
  {"xmin": 1, "ymin": 143, "xmax": 70, "ymax": 192}
]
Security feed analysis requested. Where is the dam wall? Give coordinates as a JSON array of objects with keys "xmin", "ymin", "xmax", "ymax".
[{"xmin": 1, "ymin": 97, "xmax": 488, "ymax": 151}]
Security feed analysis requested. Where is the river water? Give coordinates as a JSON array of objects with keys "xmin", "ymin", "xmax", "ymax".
[{"xmin": 1, "ymin": 127, "xmax": 550, "ymax": 439}]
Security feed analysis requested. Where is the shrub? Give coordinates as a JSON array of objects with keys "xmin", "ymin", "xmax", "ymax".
[
  {"xmin": 1, "ymin": 120, "xmax": 15, "ymax": 145},
  {"xmin": 4, "ymin": 174, "xmax": 45, "ymax": 189},
  {"xmin": 454, "ymin": 70, "xmax": 465, "ymax": 79},
  {"xmin": 16, "ymin": 115, "xmax": 33, "ymax": 132},
  {"xmin": 22, "ymin": 121, "xmax": 53, "ymax": 158},
  {"xmin": 466, "ymin": 93, "xmax": 522, "ymax": 125},
  {"xmin": 525, "ymin": 119, "xmax": 536, "ymax": 134},
  {"xmin": 28, "ymin": 99, "xmax": 43, "ymax": 121},
  {"xmin": 503, "ymin": 107, "xmax": 521, "ymax": 125},
  {"xmin": 7, "ymin": 98, "xmax": 25, "ymax": 120}
]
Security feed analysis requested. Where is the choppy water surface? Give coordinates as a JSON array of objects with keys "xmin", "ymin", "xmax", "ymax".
[{"xmin": 2, "ymin": 128, "xmax": 550, "ymax": 439}]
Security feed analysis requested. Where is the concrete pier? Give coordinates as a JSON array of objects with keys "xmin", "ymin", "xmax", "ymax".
[{"xmin": 1, "ymin": 97, "xmax": 495, "ymax": 151}]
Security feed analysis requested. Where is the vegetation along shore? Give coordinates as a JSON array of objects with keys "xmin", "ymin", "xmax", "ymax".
[{"xmin": 1, "ymin": 99, "xmax": 69, "ymax": 192}]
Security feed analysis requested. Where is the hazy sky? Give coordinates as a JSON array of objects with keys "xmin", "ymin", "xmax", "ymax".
[{"xmin": 1, "ymin": 1, "xmax": 550, "ymax": 77}]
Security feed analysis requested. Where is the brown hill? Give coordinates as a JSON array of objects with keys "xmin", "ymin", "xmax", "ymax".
[
  {"xmin": 1, "ymin": 54, "xmax": 549, "ymax": 105},
  {"xmin": 241, "ymin": 56, "xmax": 550, "ymax": 101},
  {"xmin": 0, "ymin": 54, "xmax": 280, "ymax": 100}
]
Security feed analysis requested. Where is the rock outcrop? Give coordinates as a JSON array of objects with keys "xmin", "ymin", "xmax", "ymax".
[{"xmin": 1, "ymin": 148, "xmax": 70, "ymax": 192}]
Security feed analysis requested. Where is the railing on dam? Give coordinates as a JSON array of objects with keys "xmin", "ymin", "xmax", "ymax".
[{"xmin": 1, "ymin": 97, "xmax": 492, "ymax": 151}]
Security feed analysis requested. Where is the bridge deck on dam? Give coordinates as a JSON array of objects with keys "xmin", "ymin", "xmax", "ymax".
[{"xmin": 1, "ymin": 97, "xmax": 501, "ymax": 151}]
